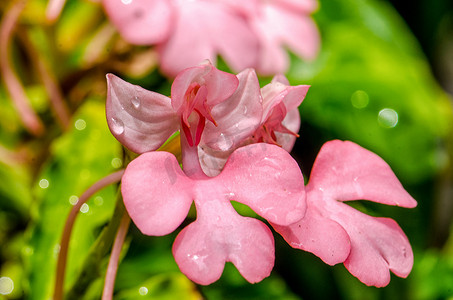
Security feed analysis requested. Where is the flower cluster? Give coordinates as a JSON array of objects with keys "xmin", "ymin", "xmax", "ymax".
[
  {"xmin": 102, "ymin": 0, "xmax": 320, "ymax": 76},
  {"xmin": 106, "ymin": 62, "xmax": 416, "ymax": 286}
]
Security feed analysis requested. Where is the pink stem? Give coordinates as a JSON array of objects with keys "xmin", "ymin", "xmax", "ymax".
[
  {"xmin": 0, "ymin": 0, "xmax": 44, "ymax": 136},
  {"xmin": 101, "ymin": 211, "xmax": 131, "ymax": 300},
  {"xmin": 53, "ymin": 170, "xmax": 125, "ymax": 300},
  {"xmin": 18, "ymin": 30, "xmax": 71, "ymax": 130}
]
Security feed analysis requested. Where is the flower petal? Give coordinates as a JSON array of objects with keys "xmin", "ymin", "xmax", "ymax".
[
  {"xmin": 272, "ymin": 201, "xmax": 351, "ymax": 265},
  {"xmin": 202, "ymin": 68, "xmax": 263, "ymax": 152},
  {"xmin": 159, "ymin": 2, "xmax": 258, "ymax": 77},
  {"xmin": 173, "ymin": 200, "xmax": 274, "ymax": 285},
  {"xmin": 276, "ymin": 107, "xmax": 300, "ymax": 152},
  {"xmin": 170, "ymin": 62, "xmax": 238, "ymax": 113},
  {"xmin": 121, "ymin": 152, "xmax": 193, "ymax": 236},
  {"xmin": 106, "ymin": 74, "xmax": 179, "ymax": 153},
  {"xmin": 309, "ymin": 140, "xmax": 417, "ymax": 208},
  {"xmin": 338, "ymin": 208, "xmax": 414, "ymax": 287},
  {"xmin": 102, "ymin": 0, "xmax": 173, "ymax": 45},
  {"xmin": 217, "ymin": 143, "xmax": 306, "ymax": 225}
]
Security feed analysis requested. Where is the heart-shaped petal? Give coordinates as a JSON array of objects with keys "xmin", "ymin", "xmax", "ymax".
[
  {"xmin": 172, "ymin": 199, "xmax": 274, "ymax": 285},
  {"xmin": 121, "ymin": 151, "xmax": 193, "ymax": 236},
  {"xmin": 272, "ymin": 200, "xmax": 351, "ymax": 265},
  {"xmin": 338, "ymin": 207, "xmax": 414, "ymax": 287}
]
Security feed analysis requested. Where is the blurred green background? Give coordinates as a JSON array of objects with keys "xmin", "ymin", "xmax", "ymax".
[{"xmin": 0, "ymin": 0, "xmax": 452, "ymax": 299}]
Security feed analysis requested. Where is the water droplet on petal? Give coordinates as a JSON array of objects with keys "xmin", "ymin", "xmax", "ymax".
[
  {"xmin": 243, "ymin": 106, "xmax": 248, "ymax": 114},
  {"xmin": 111, "ymin": 117, "xmax": 124, "ymax": 135},
  {"xmin": 131, "ymin": 96, "xmax": 140, "ymax": 108}
]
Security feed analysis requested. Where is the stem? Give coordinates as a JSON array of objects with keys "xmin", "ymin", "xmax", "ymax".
[
  {"xmin": 18, "ymin": 29, "xmax": 71, "ymax": 130},
  {"xmin": 102, "ymin": 211, "xmax": 131, "ymax": 300},
  {"xmin": 53, "ymin": 170, "xmax": 124, "ymax": 300},
  {"xmin": 0, "ymin": 0, "xmax": 44, "ymax": 136}
]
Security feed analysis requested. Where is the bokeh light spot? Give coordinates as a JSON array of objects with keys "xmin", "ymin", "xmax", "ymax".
[
  {"xmin": 80, "ymin": 203, "xmax": 90, "ymax": 213},
  {"xmin": 69, "ymin": 195, "xmax": 79, "ymax": 205},
  {"xmin": 111, "ymin": 157, "xmax": 123, "ymax": 169},
  {"xmin": 0, "ymin": 277, "xmax": 14, "ymax": 295},
  {"xmin": 139, "ymin": 286, "xmax": 148, "ymax": 295},
  {"xmin": 75, "ymin": 119, "xmax": 87, "ymax": 131},
  {"xmin": 39, "ymin": 179, "xmax": 49, "ymax": 189},
  {"xmin": 351, "ymin": 90, "xmax": 369, "ymax": 109},
  {"xmin": 378, "ymin": 108, "xmax": 398, "ymax": 128}
]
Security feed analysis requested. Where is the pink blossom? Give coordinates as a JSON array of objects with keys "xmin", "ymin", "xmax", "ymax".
[
  {"xmin": 248, "ymin": 0, "xmax": 320, "ymax": 75},
  {"xmin": 102, "ymin": 0, "xmax": 320, "ymax": 77},
  {"xmin": 121, "ymin": 143, "xmax": 306, "ymax": 284},
  {"xmin": 272, "ymin": 140, "xmax": 417, "ymax": 287},
  {"xmin": 199, "ymin": 74, "xmax": 309, "ymax": 176},
  {"xmin": 106, "ymin": 62, "xmax": 262, "ymax": 153}
]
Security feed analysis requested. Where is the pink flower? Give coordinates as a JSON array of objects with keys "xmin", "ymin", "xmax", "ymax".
[
  {"xmin": 102, "ymin": 0, "xmax": 320, "ymax": 77},
  {"xmin": 105, "ymin": 62, "xmax": 262, "ymax": 153},
  {"xmin": 249, "ymin": 74, "xmax": 309, "ymax": 151},
  {"xmin": 121, "ymin": 143, "xmax": 306, "ymax": 284},
  {"xmin": 199, "ymin": 74, "xmax": 309, "ymax": 176},
  {"xmin": 247, "ymin": 0, "xmax": 320, "ymax": 75},
  {"xmin": 272, "ymin": 140, "xmax": 417, "ymax": 287}
]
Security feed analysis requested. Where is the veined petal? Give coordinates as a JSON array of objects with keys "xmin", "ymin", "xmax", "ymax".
[
  {"xmin": 106, "ymin": 74, "xmax": 179, "ymax": 153},
  {"xmin": 173, "ymin": 199, "xmax": 274, "ymax": 285},
  {"xmin": 171, "ymin": 62, "xmax": 238, "ymax": 113},
  {"xmin": 309, "ymin": 140, "xmax": 417, "ymax": 207},
  {"xmin": 202, "ymin": 69, "xmax": 263, "ymax": 152},
  {"xmin": 277, "ymin": 107, "xmax": 300, "ymax": 152},
  {"xmin": 261, "ymin": 78, "xmax": 309, "ymax": 123},
  {"xmin": 271, "ymin": 201, "xmax": 351, "ymax": 266},
  {"xmin": 121, "ymin": 152, "xmax": 194, "ymax": 236},
  {"xmin": 102, "ymin": 0, "xmax": 173, "ymax": 45},
  {"xmin": 217, "ymin": 143, "xmax": 306, "ymax": 226},
  {"xmin": 338, "ymin": 207, "xmax": 414, "ymax": 287}
]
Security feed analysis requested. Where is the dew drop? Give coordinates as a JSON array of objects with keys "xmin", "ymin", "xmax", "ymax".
[
  {"xmin": 111, "ymin": 117, "xmax": 125, "ymax": 135},
  {"xmin": 243, "ymin": 106, "xmax": 248, "ymax": 114},
  {"xmin": 131, "ymin": 96, "xmax": 140, "ymax": 108}
]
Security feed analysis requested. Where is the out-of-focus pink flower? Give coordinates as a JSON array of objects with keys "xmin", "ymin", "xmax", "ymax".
[
  {"xmin": 199, "ymin": 74, "xmax": 309, "ymax": 176},
  {"xmin": 106, "ymin": 62, "xmax": 262, "ymax": 153},
  {"xmin": 102, "ymin": 0, "xmax": 320, "ymax": 77},
  {"xmin": 121, "ymin": 143, "xmax": 306, "ymax": 284},
  {"xmin": 272, "ymin": 140, "xmax": 417, "ymax": 287},
  {"xmin": 248, "ymin": 0, "xmax": 320, "ymax": 75}
]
